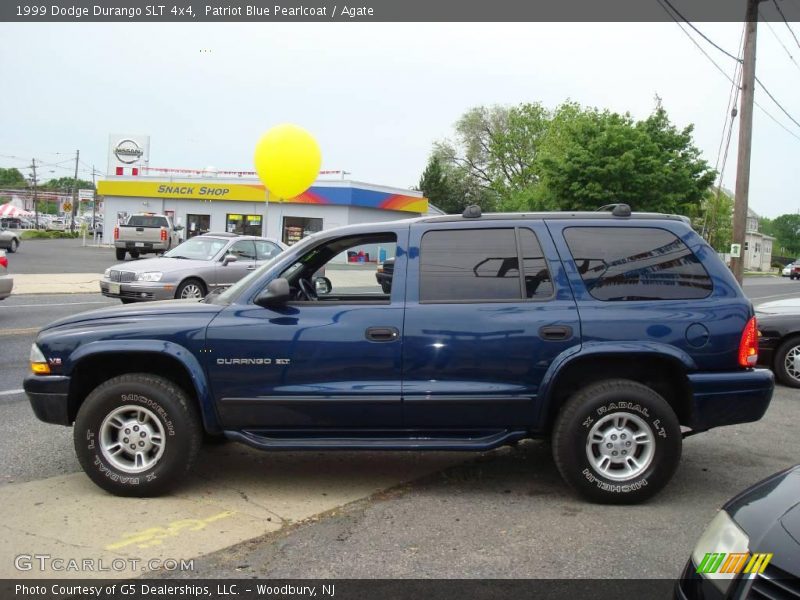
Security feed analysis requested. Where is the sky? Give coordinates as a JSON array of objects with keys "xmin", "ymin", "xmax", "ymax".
[{"xmin": 0, "ymin": 21, "xmax": 799, "ymax": 218}]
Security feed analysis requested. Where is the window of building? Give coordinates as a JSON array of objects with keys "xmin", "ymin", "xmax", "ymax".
[
  {"xmin": 226, "ymin": 214, "xmax": 262, "ymax": 236},
  {"xmin": 420, "ymin": 228, "xmax": 526, "ymax": 302},
  {"xmin": 186, "ymin": 214, "xmax": 210, "ymax": 238},
  {"xmin": 563, "ymin": 227, "xmax": 712, "ymax": 301},
  {"xmin": 283, "ymin": 216, "xmax": 323, "ymax": 246}
]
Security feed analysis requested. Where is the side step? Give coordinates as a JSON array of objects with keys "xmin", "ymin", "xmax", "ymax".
[{"xmin": 225, "ymin": 429, "xmax": 528, "ymax": 451}]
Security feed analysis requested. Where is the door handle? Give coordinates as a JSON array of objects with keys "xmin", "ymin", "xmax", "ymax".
[
  {"xmin": 365, "ymin": 326, "xmax": 400, "ymax": 342},
  {"xmin": 539, "ymin": 325, "xmax": 572, "ymax": 341},
  {"xmin": 246, "ymin": 265, "xmax": 257, "ymax": 270}
]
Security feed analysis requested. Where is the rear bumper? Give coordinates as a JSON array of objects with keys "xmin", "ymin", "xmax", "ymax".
[
  {"xmin": 23, "ymin": 375, "xmax": 72, "ymax": 425},
  {"xmin": 0, "ymin": 275, "xmax": 12, "ymax": 300},
  {"xmin": 115, "ymin": 241, "xmax": 168, "ymax": 252},
  {"xmin": 686, "ymin": 368, "xmax": 774, "ymax": 431}
]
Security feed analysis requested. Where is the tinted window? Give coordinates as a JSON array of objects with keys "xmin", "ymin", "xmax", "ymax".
[
  {"xmin": 420, "ymin": 229, "xmax": 522, "ymax": 302},
  {"xmin": 127, "ymin": 216, "xmax": 168, "ymax": 228},
  {"xmin": 563, "ymin": 227, "xmax": 712, "ymax": 301},
  {"xmin": 519, "ymin": 228, "xmax": 553, "ymax": 299}
]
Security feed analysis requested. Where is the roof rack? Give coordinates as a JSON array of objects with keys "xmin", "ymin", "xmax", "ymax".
[
  {"xmin": 462, "ymin": 205, "xmax": 482, "ymax": 219},
  {"xmin": 595, "ymin": 203, "xmax": 632, "ymax": 217}
]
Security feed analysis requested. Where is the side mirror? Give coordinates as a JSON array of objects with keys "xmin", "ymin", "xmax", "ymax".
[
  {"xmin": 174, "ymin": 225, "xmax": 184, "ymax": 231},
  {"xmin": 222, "ymin": 254, "xmax": 238, "ymax": 266},
  {"xmin": 314, "ymin": 276, "xmax": 332, "ymax": 296},
  {"xmin": 255, "ymin": 278, "xmax": 291, "ymax": 308}
]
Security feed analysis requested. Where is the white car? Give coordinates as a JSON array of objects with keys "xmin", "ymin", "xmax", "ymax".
[{"xmin": 783, "ymin": 263, "xmax": 794, "ymax": 277}]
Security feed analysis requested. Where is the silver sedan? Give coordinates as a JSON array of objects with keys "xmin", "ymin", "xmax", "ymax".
[{"xmin": 99, "ymin": 233, "xmax": 286, "ymax": 303}]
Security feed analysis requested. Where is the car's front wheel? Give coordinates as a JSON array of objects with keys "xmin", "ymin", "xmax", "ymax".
[
  {"xmin": 73, "ymin": 373, "xmax": 202, "ymax": 496},
  {"xmin": 8, "ymin": 238, "xmax": 18, "ymax": 253},
  {"xmin": 176, "ymin": 278, "xmax": 207, "ymax": 300},
  {"xmin": 552, "ymin": 379, "xmax": 682, "ymax": 504},
  {"xmin": 115, "ymin": 248, "xmax": 126, "ymax": 260},
  {"xmin": 774, "ymin": 336, "xmax": 800, "ymax": 388}
]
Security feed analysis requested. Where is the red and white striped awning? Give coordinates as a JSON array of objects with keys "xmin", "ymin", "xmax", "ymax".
[{"xmin": 0, "ymin": 203, "xmax": 33, "ymax": 217}]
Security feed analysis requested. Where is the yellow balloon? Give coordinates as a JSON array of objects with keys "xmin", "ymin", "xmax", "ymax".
[{"xmin": 253, "ymin": 124, "xmax": 322, "ymax": 199}]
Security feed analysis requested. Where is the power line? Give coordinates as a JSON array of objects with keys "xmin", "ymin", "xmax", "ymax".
[
  {"xmin": 660, "ymin": 0, "xmax": 743, "ymax": 62},
  {"xmin": 760, "ymin": 9, "xmax": 800, "ymax": 73},
  {"xmin": 755, "ymin": 75, "xmax": 800, "ymax": 129},
  {"xmin": 772, "ymin": 0, "xmax": 800, "ymax": 50},
  {"xmin": 657, "ymin": 0, "xmax": 800, "ymax": 142}
]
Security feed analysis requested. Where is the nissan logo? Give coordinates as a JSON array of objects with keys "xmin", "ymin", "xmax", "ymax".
[{"xmin": 114, "ymin": 139, "xmax": 144, "ymax": 164}]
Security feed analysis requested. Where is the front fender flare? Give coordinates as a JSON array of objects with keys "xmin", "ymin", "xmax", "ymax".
[{"xmin": 68, "ymin": 339, "xmax": 219, "ymax": 433}]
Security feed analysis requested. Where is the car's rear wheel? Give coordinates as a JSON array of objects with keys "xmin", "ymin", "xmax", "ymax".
[
  {"xmin": 176, "ymin": 278, "xmax": 206, "ymax": 300},
  {"xmin": 774, "ymin": 336, "xmax": 800, "ymax": 388},
  {"xmin": 552, "ymin": 379, "xmax": 682, "ymax": 504},
  {"xmin": 73, "ymin": 373, "xmax": 202, "ymax": 496},
  {"xmin": 115, "ymin": 248, "xmax": 126, "ymax": 260}
]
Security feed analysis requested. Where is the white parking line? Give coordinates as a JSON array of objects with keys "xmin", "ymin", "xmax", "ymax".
[
  {"xmin": 0, "ymin": 389, "xmax": 24, "ymax": 397},
  {"xmin": 0, "ymin": 301, "xmax": 113, "ymax": 309}
]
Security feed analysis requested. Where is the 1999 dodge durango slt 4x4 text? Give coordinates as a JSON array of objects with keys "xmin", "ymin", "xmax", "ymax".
[{"xmin": 23, "ymin": 204, "xmax": 774, "ymax": 503}]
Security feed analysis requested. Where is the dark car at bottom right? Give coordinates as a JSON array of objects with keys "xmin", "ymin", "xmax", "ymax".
[
  {"xmin": 756, "ymin": 299, "xmax": 800, "ymax": 387},
  {"xmin": 676, "ymin": 465, "xmax": 800, "ymax": 599}
]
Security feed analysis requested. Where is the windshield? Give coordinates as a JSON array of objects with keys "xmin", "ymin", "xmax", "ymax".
[{"xmin": 165, "ymin": 236, "xmax": 228, "ymax": 261}]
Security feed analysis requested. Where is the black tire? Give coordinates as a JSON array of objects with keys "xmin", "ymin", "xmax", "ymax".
[
  {"xmin": 552, "ymin": 379, "xmax": 682, "ymax": 504},
  {"xmin": 8, "ymin": 238, "xmax": 19, "ymax": 253},
  {"xmin": 175, "ymin": 278, "xmax": 207, "ymax": 300},
  {"xmin": 381, "ymin": 282, "xmax": 391, "ymax": 294},
  {"xmin": 115, "ymin": 248, "xmax": 126, "ymax": 261},
  {"xmin": 792, "ymin": 274, "xmax": 797, "ymax": 281},
  {"xmin": 129, "ymin": 250, "xmax": 140, "ymax": 259},
  {"xmin": 774, "ymin": 336, "xmax": 800, "ymax": 388},
  {"xmin": 73, "ymin": 373, "xmax": 202, "ymax": 497},
  {"xmin": 120, "ymin": 298, "xmax": 136, "ymax": 304}
]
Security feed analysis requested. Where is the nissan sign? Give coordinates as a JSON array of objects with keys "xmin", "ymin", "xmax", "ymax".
[{"xmin": 113, "ymin": 139, "xmax": 144, "ymax": 164}]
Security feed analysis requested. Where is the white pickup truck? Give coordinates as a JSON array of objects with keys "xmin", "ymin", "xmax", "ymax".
[{"xmin": 113, "ymin": 213, "xmax": 183, "ymax": 260}]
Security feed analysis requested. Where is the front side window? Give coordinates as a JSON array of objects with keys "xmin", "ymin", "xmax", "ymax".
[
  {"xmin": 563, "ymin": 226, "xmax": 712, "ymax": 301},
  {"xmin": 420, "ymin": 228, "xmax": 552, "ymax": 302},
  {"xmin": 228, "ymin": 240, "xmax": 257, "ymax": 260}
]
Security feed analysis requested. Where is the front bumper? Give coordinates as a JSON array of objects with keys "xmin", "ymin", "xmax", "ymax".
[
  {"xmin": 23, "ymin": 374, "xmax": 71, "ymax": 425},
  {"xmin": 686, "ymin": 368, "xmax": 774, "ymax": 432},
  {"xmin": 99, "ymin": 280, "xmax": 176, "ymax": 302}
]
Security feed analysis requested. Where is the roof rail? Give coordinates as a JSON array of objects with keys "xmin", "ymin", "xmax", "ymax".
[{"xmin": 595, "ymin": 203, "xmax": 632, "ymax": 217}]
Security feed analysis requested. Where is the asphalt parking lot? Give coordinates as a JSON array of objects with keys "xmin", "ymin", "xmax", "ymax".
[{"xmin": 1, "ymin": 239, "xmax": 798, "ymax": 580}]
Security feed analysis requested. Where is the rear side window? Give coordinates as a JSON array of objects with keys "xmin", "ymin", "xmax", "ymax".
[
  {"xmin": 563, "ymin": 226, "xmax": 712, "ymax": 301},
  {"xmin": 420, "ymin": 228, "xmax": 552, "ymax": 302},
  {"xmin": 127, "ymin": 216, "xmax": 168, "ymax": 228}
]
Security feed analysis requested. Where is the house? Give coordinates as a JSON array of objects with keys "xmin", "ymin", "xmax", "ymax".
[{"xmin": 744, "ymin": 208, "xmax": 775, "ymax": 271}]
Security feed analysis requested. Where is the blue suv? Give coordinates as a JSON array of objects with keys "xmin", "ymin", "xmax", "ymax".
[{"xmin": 24, "ymin": 205, "xmax": 774, "ymax": 503}]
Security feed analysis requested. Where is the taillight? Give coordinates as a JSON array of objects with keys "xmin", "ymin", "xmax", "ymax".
[
  {"xmin": 160, "ymin": 229, "xmax": 167, "ymax": 241},
  {"xmin": 114, "ymin": 227, "xmax": 119, "ymax": 240},
  {"xmin": 0, "ymin": 256, "xmax": 7, "ymax": 269},
  {"xmin": 738, "ymin": 316, "xmax": 758, "ymax": 367}
]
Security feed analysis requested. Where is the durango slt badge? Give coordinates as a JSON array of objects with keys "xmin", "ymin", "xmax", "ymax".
[
  {"xmin": 114, "ymin": 139, "xmax": 144, "ymax": 164},
  {"xmin": 216, "ymin": 358, "xmax": 290, "ymax": 365}
]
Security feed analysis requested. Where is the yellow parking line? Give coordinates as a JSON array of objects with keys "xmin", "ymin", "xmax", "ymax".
[{"xmin": 0, "ymin": 327, "xmax": 39, "ymax": 337}]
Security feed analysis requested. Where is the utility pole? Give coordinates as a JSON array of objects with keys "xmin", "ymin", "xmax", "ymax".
[
  {"xmin": 91, "ymin": 165, "xmax": 97, "ymax": 233},
  {"xmin": 730, "ymin": 0, "xmax": 761, "ymax": 285},
  {"xmin": 70, "ymin": 149, "xmax": 80, "ymax": 231},
  {"xmin": 30, "ymin": 159, "xmax": 39, "ymax": 229}
]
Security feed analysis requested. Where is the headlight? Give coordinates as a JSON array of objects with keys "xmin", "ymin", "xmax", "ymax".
[
  {"xmin": 104, "ymin": 268, "xmax": 111, "ymax": 278},
  {"xmin": 691, "ymin": 510, "xmax": 750, "ymax": 593},
  {"xmin": 29, "ymin": 344, "xmax": 50, "ymax": 375},
  {"xmin": 135, "ymin": 272, "xmax": 163, "ymax": 282}
]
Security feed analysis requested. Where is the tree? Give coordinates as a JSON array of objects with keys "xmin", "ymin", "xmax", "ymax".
[
  {"xmin": 698, "ymin": 188, "xmax": 734, "ymax": 252},
  {"xmin": 536, "ymin": 101, "xmax": 716, "ymax": 213},
  {"xmin": 761, "ymin": 213, "xmax": 800, "ymax": 257},
  {"xmin": 40, "ymin": 176, "xmax": 94, "ymax": 191},
  {"xmin": 434, "ymin": 103, "xmax": 549, "ymax": 207},
  {"xmin": 0, "ymin": 168, "xmax": 27, "ymax": 188}
]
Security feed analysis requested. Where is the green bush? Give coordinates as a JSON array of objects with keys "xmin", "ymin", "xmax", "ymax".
[{"xmin": 21, "ymin": 230, "xmax": 81, "ymax": 240}]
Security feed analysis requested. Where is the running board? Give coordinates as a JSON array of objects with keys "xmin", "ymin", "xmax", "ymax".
[{"xmin": 225, "ymin": 429, "xmax": 528, "ymax": 451}]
